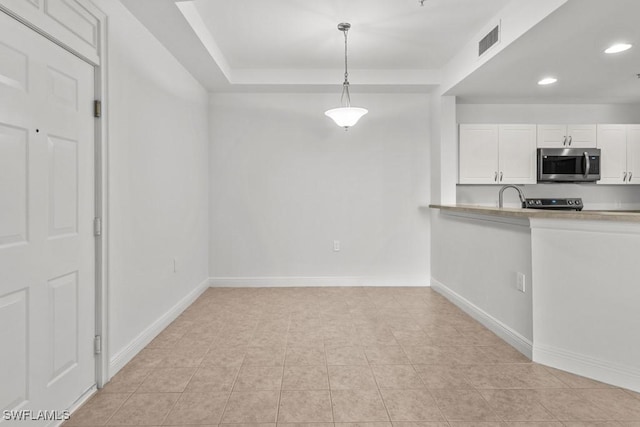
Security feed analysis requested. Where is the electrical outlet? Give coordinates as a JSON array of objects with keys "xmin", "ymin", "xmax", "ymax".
[
  {"xmin": 333, "ymin": 240, "xmax": 340, "ymax": 252},
  {"xmin": 516, "ymin": 272, "xmax": 526, "ymax": 292}
]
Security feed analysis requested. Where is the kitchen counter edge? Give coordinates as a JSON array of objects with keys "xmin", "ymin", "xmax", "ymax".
[{"xmin": 428, "ymin": 204, "xmax": 640, "ymax": 223}]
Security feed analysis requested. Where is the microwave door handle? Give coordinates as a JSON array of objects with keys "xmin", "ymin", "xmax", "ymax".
[{"xmin": 583, "ymin": 152, "xmax": 590, "ymax": 178}]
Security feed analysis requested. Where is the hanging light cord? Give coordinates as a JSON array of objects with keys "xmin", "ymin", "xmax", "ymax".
[{"xmin": 341, "ymin": 27, "xmax": 351, "ymax": 108}]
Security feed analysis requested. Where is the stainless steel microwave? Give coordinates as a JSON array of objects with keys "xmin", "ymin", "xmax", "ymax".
[{"xmin": 537, "ymin": 148, "xmax": 601, "ymax": 182}]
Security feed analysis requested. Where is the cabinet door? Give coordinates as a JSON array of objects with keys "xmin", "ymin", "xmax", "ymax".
[
  {"xmin": 459, "ymin": 124, "xmax": 499, "ymax": 184},
  {"xmin": 597, "ymin": 124, "xmax": 628, "ymax": 184},
  {"xmin": 499, "ymin": 124, "xmax": 537, "ymax": 184},
  {"xmin": 627, "ymin": 125, "xmax": 640, "ymax": 185},
  {"xmin": 537, "ymin": 124, "xmax": 567, "ymax": 148},
  {"xmin": 567, "ymin": 124, "xmax": 597, "ymax": 148}
]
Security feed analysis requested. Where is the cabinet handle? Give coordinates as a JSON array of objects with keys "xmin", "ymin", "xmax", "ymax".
[
  {"xmin": 494, "ymin": 171, "xmax": 498, "ymax": 182},
  {"xmin": 568, "ymin": 136, "xmax": 572, "ymax": 146},
  {"xmin": 623, "ymin": 172, "xmax": 627, "ymax": 182},
  {"xmin": 630, "ymin": 172, "xmax": 633, "ymax": 182},
  {"xmin": 563, "ymin": 136, "xmax": 567, "ymax": 146},
  {"xmin": 500, "ymin": 171, "xmax": 503, "ymax": 182}
]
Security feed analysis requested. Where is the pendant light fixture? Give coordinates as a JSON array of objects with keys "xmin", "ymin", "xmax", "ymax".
[{"xmin": 324, "ymin": 23, "xmax": 368, "ymax": 130}]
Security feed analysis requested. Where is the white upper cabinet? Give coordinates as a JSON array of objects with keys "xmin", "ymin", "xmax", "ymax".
[
  {"xmin": 459, "ymin": 124, "xmax": 536, "ymax": 185},
  {"xmin": 537, "ymin": 125, "xmax": 566, "ymax": 148},
  {"xmin": 627, "ymin": 125, "xmax": 640, "ymax": 184},
  {"xmin": 499, "ymin": 124, "xmax": 537, "ymax": 184},
  {"xmin": 459, "ymin": 125, "xmax": 499, "ymax": 184},
  {"xmin": 567, "ymin": 125, "xmax": 597, "ymax": 147},
  {"xmin": 460, "ymin": 123, "xmax": 640, "ymax": 185},
  {"xmin": 597, "ymin": 124, "xmax": 639, "ymax": 185},
  {"xmin": 537, "ymin": 124, "xmax": 596, "ymax": 148}
]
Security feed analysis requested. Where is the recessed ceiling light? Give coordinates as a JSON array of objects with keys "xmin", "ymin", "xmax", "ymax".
[
  {"xmin": 538, "ymin": 77, "xmax": 558, "ymax": 86},
  {"xmin": 605, "ymin": 43, "xmax": 632, "ymax": 54}
]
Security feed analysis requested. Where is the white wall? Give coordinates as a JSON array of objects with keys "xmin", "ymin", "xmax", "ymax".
[
  {"xmin": 430, "ymin": 94, "xmax": 458, "ymax": 205},
  {"xmin": 456, "ymin": 103, "xmax": 640, "ymax": 209},
  {"xmin": 209, "ymin": 93, "xmax": 430, "ymax": 286},
  {"xmin": 431, "ymin": 210, "xmax": 533, "ymax": 353},
  {"xmin": 530, "ymin": 218, "xmax": 640, "ymax": 392},
  {"xmin": 457, "ymin": 103, "xmax": 640, "ymax": 124},
  {"xmin": 102, "ymin": 0, "xmax": 209, "ymax": 374}
]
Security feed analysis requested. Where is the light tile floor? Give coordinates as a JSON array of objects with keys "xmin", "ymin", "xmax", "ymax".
[{"xmin": 65, "ymin": 287, "xmax": 640, "ymax": 426}]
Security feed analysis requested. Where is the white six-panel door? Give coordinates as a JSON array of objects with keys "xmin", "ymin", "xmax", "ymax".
[{"xmin": 0, "ymin": 11, "xmax": 95, "ymax": 421}]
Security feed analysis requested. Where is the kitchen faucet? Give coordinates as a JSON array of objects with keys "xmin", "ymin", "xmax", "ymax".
[{"xmin": 498, "ymin": 185, "xmax": 526, "ymax": 208}]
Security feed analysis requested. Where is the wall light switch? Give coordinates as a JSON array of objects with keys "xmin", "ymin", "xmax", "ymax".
[{"xmin": 333, "ymin": 240, "xmax": 340, "ymax": 252}]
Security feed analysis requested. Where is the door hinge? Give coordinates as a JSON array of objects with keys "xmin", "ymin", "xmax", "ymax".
[
  {"xmin": 94, "ymin": 335, "xmax": 102, "ymax": 355},
  {"xmin": 94, "ymin": 100, "xmax": 101, "ymax": 118},
  {"xmin": 93, "ymin": 217, "xmax": 102, "ymax": 237}
]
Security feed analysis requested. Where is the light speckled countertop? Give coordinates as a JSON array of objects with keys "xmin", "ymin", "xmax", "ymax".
[{"xmin": 429, "ymin": 204, "xmax": 640, "ymax": 223}]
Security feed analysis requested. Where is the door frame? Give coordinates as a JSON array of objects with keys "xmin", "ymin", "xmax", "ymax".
[{"xmin": 0, "ymin": 3, "xmax": 110, "ymax": 390}]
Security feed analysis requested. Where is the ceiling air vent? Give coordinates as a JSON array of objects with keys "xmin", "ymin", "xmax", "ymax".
[{"xmin": 478, "ymin": 24, "xmax": 500, "ymax": 57}]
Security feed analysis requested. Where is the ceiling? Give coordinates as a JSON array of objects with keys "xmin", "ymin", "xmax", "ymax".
[
  {"xmin": 120, "ymin": 0, "xmax": 511, "ymax": 91},
  {"xmin": 121, "ymin": 0, "xmax": 640, "ymax": 104},
  {"xmin": 448, "ymin": 0, "xmax": 640, "ymax": 104},
  {"xmin": 191, "ymin": 0, "xmax": 510, "ymax": 71}
]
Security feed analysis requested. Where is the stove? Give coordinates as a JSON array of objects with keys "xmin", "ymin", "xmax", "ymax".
[{"xmin": 524, "ymin": 198, "xmax": 583, "ymax": 211}]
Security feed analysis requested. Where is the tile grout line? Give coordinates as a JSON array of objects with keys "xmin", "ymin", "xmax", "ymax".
[
  {"xmin": 159, "ymin": 327, "xmax": 213, "ymax": 425},
  {"xmin": 361, "ymin": 297, "xmax": 388, "ymax": 422},
  {"xmin": 536, "ymin": 388, "xmax": 616, "ymax": 423},
  {"xmin": 98, "ymin": 347, "xmax": 171, "ymax": 426},
  {"xmin": 404, "ymin": 344, "xmax": 449, "ymax": 424},
  {"xmin": 96, "ymin": 391, "xmax": 134, "ymax": 426},
  {"xmin": 324, "ymin": 340, "xmax": 337, "ymax": 424},
  {"xmin": 474, "ymin": 382, "xmax": 510, "ymax": 424},
  {"xmin": 219, "ymin": 331, "xmax": 250, "ymax": 423},
  {"xmin": 368, "ymin": 353, "xmax": 393, "ymax": 423},
  {"xmin": 408, "ymin": 299, "xmax": 497, "ymax": 424},
  {"xmin": 274, "ymin": 312, "xmax": 291, "ymax": 423}
]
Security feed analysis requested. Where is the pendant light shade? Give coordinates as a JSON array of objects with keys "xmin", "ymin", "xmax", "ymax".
[
  {"xmin": 324, "ymin": 107, "xmax": 368, "ymax": 128},
  {"xmin": 325, "ymin": 23, "xmax": 368, "ymax": 130}
]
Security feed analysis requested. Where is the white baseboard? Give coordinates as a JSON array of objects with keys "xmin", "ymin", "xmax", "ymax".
[
  {"xmin": 431, "ymin": 278, "xmax": 533, "ymax": 359},
  {"xmin": 108, "ymin": 277, "xmax": 209, "ymax": 377},
  {"xmin": 208, "ymin": 276, "xmax": 430, "ymax": 288},
  {"xmin": 534, "ymin": 343, "xmax": 640, "ymax": 393},
  {"xmin": 431, "ymin": 279, "xmax": 640, "ymax": 392}
]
